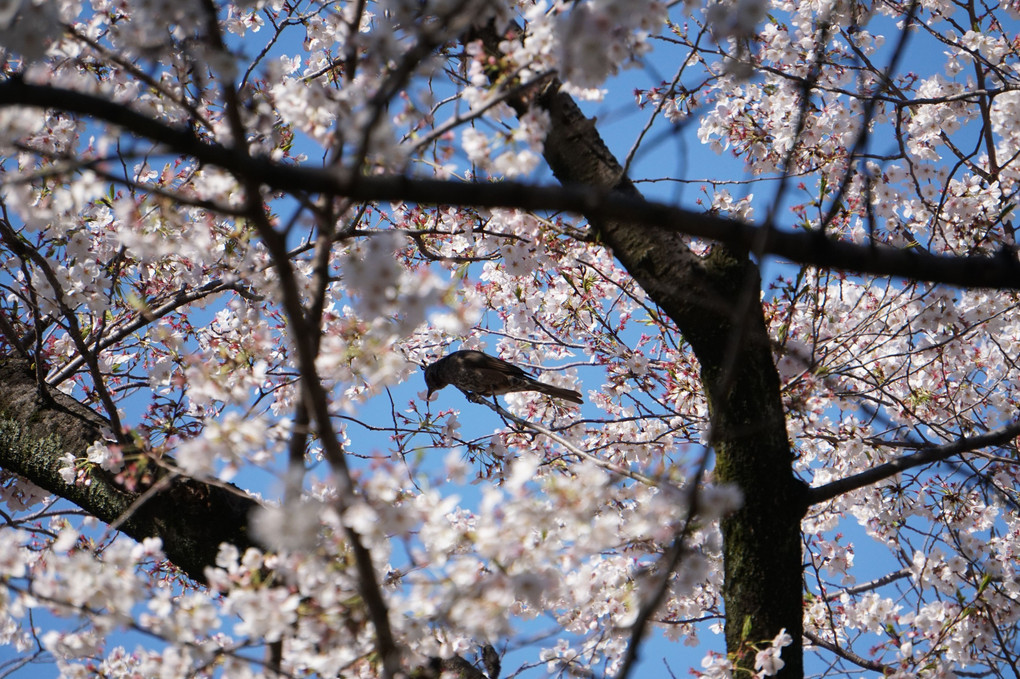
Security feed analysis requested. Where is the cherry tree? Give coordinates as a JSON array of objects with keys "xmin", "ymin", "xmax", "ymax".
[{"xmin": 1, "ymin": 1, "xmax": 1019, "ymax": 678}]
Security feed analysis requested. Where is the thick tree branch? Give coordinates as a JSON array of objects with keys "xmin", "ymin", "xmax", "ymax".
[
  {"xmin": 808, "ymin": 419, "xmax": 1020, "ymax": 506},
  {"xmin": 3, "ymin": 78, "xmax": 1020, "ymax": 289},
  {"xmin": 0, "ymin": 357, "xmax": 261, "ymax": 583}
]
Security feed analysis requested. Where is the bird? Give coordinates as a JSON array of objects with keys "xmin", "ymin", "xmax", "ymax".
[{"xmin": 423, "ymin": 350, "xmax": 583, "ymax": 404}]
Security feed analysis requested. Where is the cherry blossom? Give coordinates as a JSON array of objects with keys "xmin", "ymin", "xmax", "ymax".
[{"xmin": 0, "ymin": 0, "xmax": 1018, "ymax": 678}]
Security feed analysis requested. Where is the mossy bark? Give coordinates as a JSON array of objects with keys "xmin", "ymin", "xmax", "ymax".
[{"xmin": 0, "ymin": 358, "xmax": 260, "ymax": 583}]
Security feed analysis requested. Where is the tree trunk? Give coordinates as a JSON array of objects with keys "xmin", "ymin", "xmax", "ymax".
[{"xmin": 471, "ymin": 24, "xmax": 805, "ymax": 676}]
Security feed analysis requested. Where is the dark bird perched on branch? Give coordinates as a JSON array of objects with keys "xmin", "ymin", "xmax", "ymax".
[{"xmin": 424, "ymin": 350, "xmax": 583, "ymax": 404}]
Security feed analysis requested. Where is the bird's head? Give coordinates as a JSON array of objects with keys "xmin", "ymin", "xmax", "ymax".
[{"xmin": 423, "ymin": 358, "xmax": 446, "ymax": 398}]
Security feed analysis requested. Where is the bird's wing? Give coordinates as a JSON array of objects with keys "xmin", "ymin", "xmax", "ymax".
[{"xmin": 459, "ymin": 350, "xmax": 531, "ymax": 377}]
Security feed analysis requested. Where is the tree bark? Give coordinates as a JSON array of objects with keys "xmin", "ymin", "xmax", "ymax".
[{"xmin": 0, "ymin": 357, "xmax": 260, "ymax": 583}]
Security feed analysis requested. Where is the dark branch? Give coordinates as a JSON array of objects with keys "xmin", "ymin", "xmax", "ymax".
[
  {"xmin": 804, "ymin": 630, "xmax": 890, "ymax": 673},
  {"xmin": 808, "ymin": 419, "xmax": 1020, "ymax": 506},
  {"xmin": 3, "ymin": 78, "xmax": 1020, "ymax": 289},
  {"xmin": 825, "ymin": 568, "xmax": 912, "ymax": 600}
]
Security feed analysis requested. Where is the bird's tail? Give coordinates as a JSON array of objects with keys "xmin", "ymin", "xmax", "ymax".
[{"xmin": 535, "ymin": 381, "xmax": 584, "ymax": 404}]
